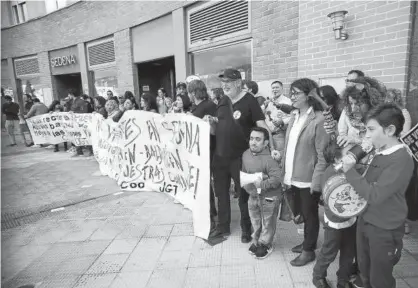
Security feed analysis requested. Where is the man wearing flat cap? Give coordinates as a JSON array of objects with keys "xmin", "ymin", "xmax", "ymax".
[{"xmin": 210, "ymin": 68, "xmax": 280, "ymax": 243}]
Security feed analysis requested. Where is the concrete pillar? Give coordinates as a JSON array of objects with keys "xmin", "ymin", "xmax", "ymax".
[
  {"xmin": 78, "ymin": 42, "xmax": 90, "ymax": 96},
  {"xmin": 172, "ymin": 8, "xmax": 189, "ymax": 82},
  {"xmin": 115, "ymin": 28, "xmax": 139, "ymax": 98},
  {"xmin": 6, "ymin": 58, "xmax": 19, "ymax": 104},
  {"xmin": 37, "ymin": 51, "xmax": 54, "ymax": 105}
]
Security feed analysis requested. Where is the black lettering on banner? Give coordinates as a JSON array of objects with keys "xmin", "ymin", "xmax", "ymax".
[
  {"xmin": 124, "ymin": 118, "xmax": 141, "ymax": 147},
  {"xmin": 120, "ymin": 181, "xmax": 145, "ymax": 189},
  {"xmin": 162, "ymin": 120, "xmax": 201, "ymax": 156},
  {"xmin": 159, "ymin": 182, "xmax": 179, "ymax": 194},
  {"xmin": 168, "ymin": 172, "xmax": 188, "ymax": 191},
  {"xmin": 143, "ymin": 144, "xmax": 183, "ymax": 171},
  {"xmin": 141, "ymin": 165, "xmax": 165, "ymax": 183},
  {"xmin": 146, "ymin": 118, "xmax": 161, "ymax": 143},
  {"xmin": 125, "ymin": 143, "xmax": 136, "ymax": 165}
]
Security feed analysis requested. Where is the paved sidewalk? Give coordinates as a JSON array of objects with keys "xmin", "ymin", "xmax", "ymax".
[
  {"xmin": 1, "ymin": 133, "xmax": 118, "ymax": 229},
  {"xmin": 1, "ymin": 137, "xmax": 418, "ymax": 288}
]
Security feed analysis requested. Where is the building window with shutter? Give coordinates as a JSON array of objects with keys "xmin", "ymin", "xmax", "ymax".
[
  {"xmin": 12, "ymin": 2, "xmax": 28, "ymax": 24},
  {"xmin": 12, "ymin": 5, "xmax": 20, "ymax": 24},
  {"xmin": 187, "ymin": 1, "xmax": 251, "ymax": 49}
]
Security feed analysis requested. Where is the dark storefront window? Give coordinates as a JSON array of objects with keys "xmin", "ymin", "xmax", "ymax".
[{"xmin": 190, "ymin": 41, "xmax": 252, "ymax": 94}]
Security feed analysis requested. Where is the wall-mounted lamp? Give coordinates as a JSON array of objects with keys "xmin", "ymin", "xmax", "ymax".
[{"xmin": 327, "ymin": 10, "xmax": 348, "ymax": 40}]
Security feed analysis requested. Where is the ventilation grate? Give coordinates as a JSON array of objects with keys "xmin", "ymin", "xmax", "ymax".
[
  {"xmin": 14, "ymin": 57, "xmax": 40, "ymax": 76},
  {"xmin": 189, "ymin": 1, "xmax": 249, "ymax": 44},
  {"xmin": 88, "ymin": 40, "xmax": 116, "ymax": 67}
]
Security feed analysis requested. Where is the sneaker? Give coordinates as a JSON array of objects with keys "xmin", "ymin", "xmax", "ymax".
[
  {"xmin": 313, "ymin": 278, "xmax": 331, "ymax": 288},
  {"xmin": 32, "ymin": 144, "xmax": 41, "ymax": 148},
  {"xmin": 25, "ymin": 142, "xmax": 34, "ymax": 147},
  {"xmin": 248, "ymin": 243, "xmax": 258, "ymax": 255},
  {"xmin": 7, "ymin": 143, "xmax": 17, "ymax": 147},
  {"xmin": 337, "ymin": 281, "xmax": 352, "ymax": 288},
  {"xmin": 350, "ymin": 275, "xmax": 364, "ymax": 288},
  {"xmin": 254, "ymin": 244, "xmax": 273, "ymax": 259},
  {"xmin": 53, "ymin": 148, "xmax": 59, "ymax": 152},
  {"xmin": 241, "ymin": 233, "xmax": 252, "ymax": 243},
  {"xmin": 46, "ymin": 145, "xmax": 55, "ymax": 149}
]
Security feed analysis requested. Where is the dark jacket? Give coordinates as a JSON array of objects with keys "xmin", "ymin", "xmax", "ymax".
[
  {"xmin": 2, "ymin": 102, "xmax": 20, "ymax": 120},
  {"xmin": 70, "ymin": 97, "xmax": 88, "ymax": 113},
  {"xmin": 214, "ymin": 96, "xmax": 247, "ymax": 160},
  {"xmin": 281, "ymin": 109, "xmax": 330, "ymax": 192},
  {"xmin": 241, "ymin": 147, "xmax": 282, "ymax": 198}
]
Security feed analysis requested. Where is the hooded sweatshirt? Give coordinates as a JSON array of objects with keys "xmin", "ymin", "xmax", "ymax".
[{"xmin": 241, "ymin": 147, "xmax": 282, "ymax": 198}]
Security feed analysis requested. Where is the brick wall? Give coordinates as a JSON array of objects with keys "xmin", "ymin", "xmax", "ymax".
[
  {"xmin": 1, "ymin": 1, "xmax": 188, "ymax": 59},
  {"xmin": 252, "ymin": 1, "xmax": 299, "ymax": 91},
  {"xmin": 114, "ymin": 29, "xmax": 138, "ymax": 98},
  {"xmin": 298, "ymin": 1, "xmax": 413, "ymax": 92}
]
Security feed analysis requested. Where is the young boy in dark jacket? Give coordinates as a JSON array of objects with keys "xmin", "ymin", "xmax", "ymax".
[
  {"xmin": 312, "ymin": 140, "xmax": 356, "ymax": 288},
  {"xmin": 242, "ymin": 127, "xmax": 282, "ymax": 259},
  {"xmin": 341, "ymin": 103, "xmax": 414, "ymax": 288}
]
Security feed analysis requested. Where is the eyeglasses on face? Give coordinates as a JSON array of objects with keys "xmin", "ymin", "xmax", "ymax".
[{"xmin": 290, "ymin": 90, "xmax": 305, "ymax": 97}]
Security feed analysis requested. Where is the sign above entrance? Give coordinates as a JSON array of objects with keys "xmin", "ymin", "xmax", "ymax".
[
  {"xmin": 49, "ymin": 46, "xmax": 80, "ymax": 76},
  {"xmin": 51, "ymin": 55, "xmax": 77, "ymax": 67}
]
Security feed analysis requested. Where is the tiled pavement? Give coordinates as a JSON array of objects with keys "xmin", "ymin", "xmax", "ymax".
[{"xmin": 2, "ymin": 134, "xmax": 418, "ymax": 288}]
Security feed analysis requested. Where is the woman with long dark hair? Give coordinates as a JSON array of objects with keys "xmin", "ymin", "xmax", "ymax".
[
  {"xmin": 94, "ymin": 96, "xmax": 107, "ymax": 118},
  {"xmin": 140, "ymin": 93, "xmax": 158, "ymax": 113},
  {"xmin": 281, "ymin": 78, "xmax": 329, "ymax": 267}
]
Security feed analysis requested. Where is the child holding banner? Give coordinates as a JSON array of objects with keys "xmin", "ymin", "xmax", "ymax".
[{"xmin": 49, "ymin": 100, "xmax": 68, "ymax": 152}]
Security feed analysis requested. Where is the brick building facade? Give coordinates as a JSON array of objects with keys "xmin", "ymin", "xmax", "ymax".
[{"xmin": 1, "ymin": 0, "xmax": 417, "ymax": 123}]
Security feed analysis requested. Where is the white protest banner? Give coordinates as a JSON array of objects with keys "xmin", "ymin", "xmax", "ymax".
[
  {"xmin": 25, "ymin": 112, "xmax": 74, "ymax": 145},
  {"xmin": 91, "ymin": 111, "xmax": 211, "ymax": 239},
  {"xmin": 26, "ymin": 112, "xmax": 93, "ymax": 146},
  {"xmin": 70, "ymin": 113, "xmax": 93, "ymax": 146}
]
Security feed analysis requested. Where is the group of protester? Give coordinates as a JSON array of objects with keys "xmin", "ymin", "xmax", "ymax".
[
  {"xmin": 2, "ymin": 68, "xmax": 417, "ymax": 288},
  {"xmin": 174, "ymin": 69, "xmax": 416, "ymax": 288}
]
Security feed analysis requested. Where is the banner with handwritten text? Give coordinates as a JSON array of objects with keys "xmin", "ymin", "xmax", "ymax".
[
  {"xmin": 91, "ymin": 111, "xmax": 210, "ymax": 239},
  {"xmin": 26, "ymin": 112, "xmax": 93, "ymax": 146}
]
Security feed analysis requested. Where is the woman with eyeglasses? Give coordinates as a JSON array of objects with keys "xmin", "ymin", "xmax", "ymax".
[{"xmin": 281, "ymin": 78, "xmax": 330, "ymax": 267}]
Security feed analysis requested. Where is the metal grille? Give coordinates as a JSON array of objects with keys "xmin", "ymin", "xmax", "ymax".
[
  {"xmin": 14, "ymin": 57, "xmax": 40, "ymax": 76},
  {"xmin": 189, "ymin": 1, "xmax": 249, "ymax": 44},
  {"xmin": 88, "ymin": 40, "xmax": 116, "ymax": 67}
]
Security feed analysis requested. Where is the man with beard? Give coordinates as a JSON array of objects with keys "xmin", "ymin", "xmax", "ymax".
[{"xmin": 210, "ymin": 69, "xmax": 280, "ymax": 243}]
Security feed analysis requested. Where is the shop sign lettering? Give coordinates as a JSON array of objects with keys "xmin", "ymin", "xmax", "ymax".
[{"xmin": 51, "ymin": 55, "xmax": 77, "ymax": 67}]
